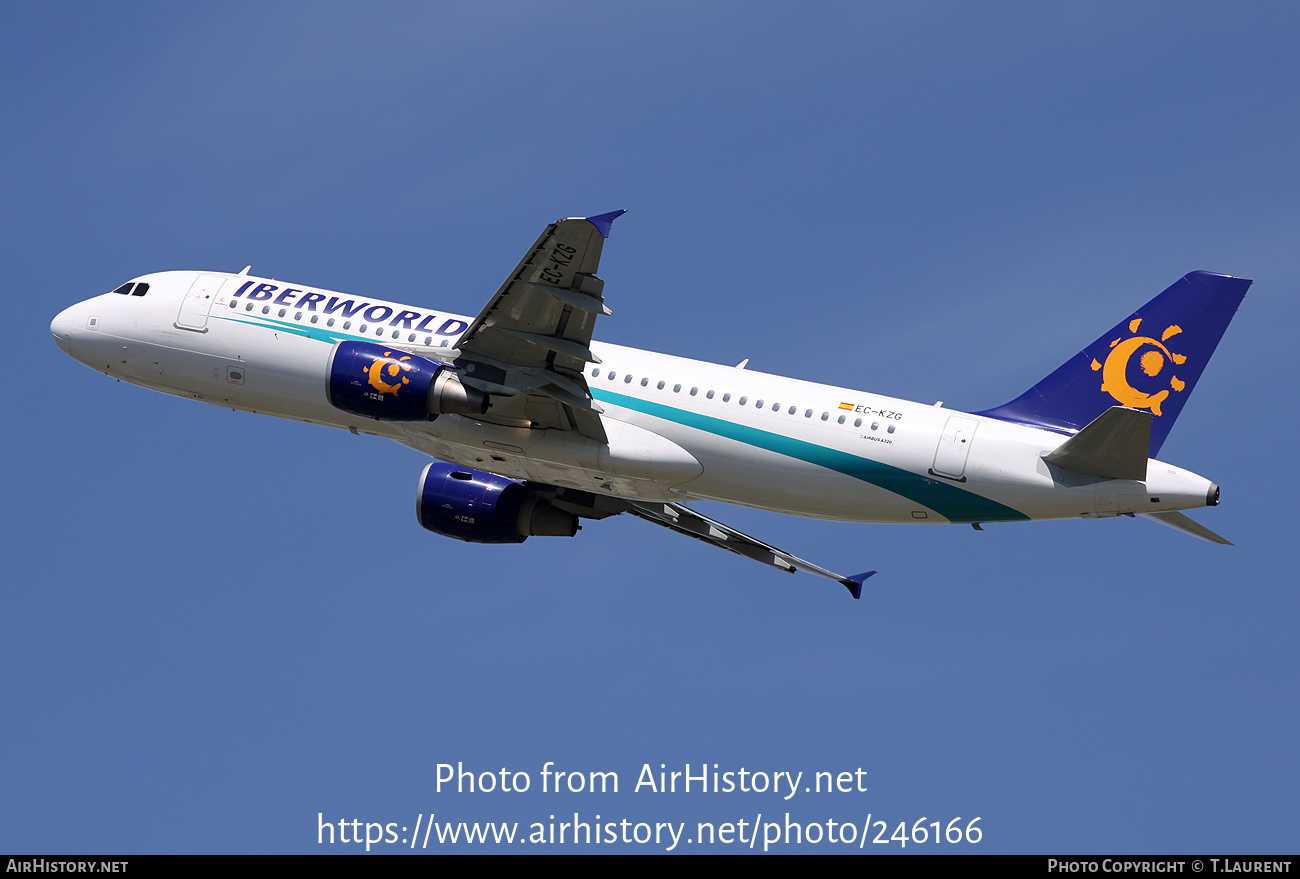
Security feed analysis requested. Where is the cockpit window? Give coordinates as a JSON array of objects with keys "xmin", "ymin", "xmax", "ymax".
[
  {"xmin": 113, "ymin": 282, "xmax": 150, "ymax": 296},
  {"xmin": 131, "ymin": 283, "xmax": 149, "ymax": 296},
  {"xmin": 114, "ymin": 283, "xmax": 133, "ymax": 295}
]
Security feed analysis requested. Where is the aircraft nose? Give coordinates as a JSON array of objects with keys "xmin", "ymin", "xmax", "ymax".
[{"xmin": 50, "ymin": 305, "xmax": 77, "ymax": 354}]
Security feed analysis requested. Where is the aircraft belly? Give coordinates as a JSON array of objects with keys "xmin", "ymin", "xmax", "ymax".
[
  {"xmin": 397, "ymin": 424, "xmax": 543, "ymax": 482},
  {"xmin": 401, "ymin": 415, "xmax": 700, "ymax": 502},
  {"xmin": 681, "ymin": 448, "xmax": 919, "ymax": 521},
  {"xmin": 607, "ymin": 410, "xmax": 924, "ymax": 522}
]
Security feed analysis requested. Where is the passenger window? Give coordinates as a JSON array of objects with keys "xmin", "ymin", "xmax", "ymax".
[
  {"xmin": 245, "ymin": 303, "xmax": 253, "ymax": 312},
  {"xmin": 641, "ymin": 378, "xmax": 649, "ymax": 387},
  {"xmin": 592, "ymin": 369, "xmax": 600, "ymax": 377},
  {"xmin": 673, "ymin": 384, "xmax": 681, "ymax": 393},
  {"xmin": 625, "ymin": 375, "xmax": 633, "ymax": 383},
  {"xmin": 787, "ymin": 405, "xmax": 795, "ymax": 415},
  {"xmin": 755, "ymin": 399, "xmax": 763, "ymax": 408},
  {"xmin": 723, "ymin": 393, "xmax": 731, "ymax": 402},
  {"xmin": 690, "ymin": 387, "xmax": 698, "ymax": 396},
  {"xmin": 657, "ymin": 381, "xmax": 665, "ymax": 390},
  {"xmin": 871, "ymin": 422, "xmax": 879, "ymax": 430},
  {"xmin": 837, "ymin": 415, "xmax": 846, "ymax": 424},
  {"xmin": 279, "ymin": 309, "xmax": 286, "ymax": 317},
  {"xmin": 294, "ymin": 312, "xmax": 302, "ymax": 321},
  {"xmin": 706, "ymin": 390, "xmax": 714, "ymax": 399},
  {"xmin": 887, "ymin": 425, "xmax": 896, "ymax": 434},
  {"xmin": 854, "ymin": 418, "xmax": 862, "ymax": 427},
  {"xmin": 820, "ymin": 412, "xmax": 828, "ymax": 421}
]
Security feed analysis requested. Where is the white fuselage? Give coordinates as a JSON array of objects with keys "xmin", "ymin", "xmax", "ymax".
[{"xmin": 50, "ymin": 270, "xmax": 1217, "ymax": 526}]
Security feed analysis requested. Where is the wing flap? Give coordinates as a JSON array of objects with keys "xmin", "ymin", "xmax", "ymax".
[
  {"xmin": 496, "ymin": 328, "xmax": 601, "ymax": 364},
  {"xmin": 525, "ymin": 282, "xmax": 613, "ymax": 316}
]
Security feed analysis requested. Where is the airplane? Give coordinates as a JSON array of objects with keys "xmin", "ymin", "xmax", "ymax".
[{"xmin": 49, "ymin": 211, "xmax": 1248, "ymax": 599}]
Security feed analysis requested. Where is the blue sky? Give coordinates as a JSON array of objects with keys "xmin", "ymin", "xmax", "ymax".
[{"xmin": 7, "ymin": 2, "xmax": 1299, "ymax": 854}]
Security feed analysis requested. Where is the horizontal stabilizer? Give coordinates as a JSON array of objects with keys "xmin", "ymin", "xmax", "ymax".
[
  {"xmin": 1142, "ymin": 510, "xmax": 1233, "ymax": 545},
  {"xmin": 1043, "ymin": 406, "xmax": 1151, "ymax": 480}
]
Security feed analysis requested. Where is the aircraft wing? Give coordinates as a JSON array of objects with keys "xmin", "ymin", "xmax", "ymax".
[
  {"xmin": 625, "ymin": 501, "xmax": 875, "ymax": 598},
  {"xmin": 453, "ymin": 210, "xmax": 625, "ymax": 443}
]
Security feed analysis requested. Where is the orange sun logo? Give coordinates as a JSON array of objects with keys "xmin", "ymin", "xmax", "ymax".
[
  {"xmin": 364, "ymin": 351, "xmax": 413, "ymax": 396},
  {"xmin": 1090, "ymin": 318, "xmax": 1187, "ymax": 416}
]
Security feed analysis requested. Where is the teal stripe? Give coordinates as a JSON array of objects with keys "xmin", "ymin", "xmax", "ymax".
[{"xmin": 593, "ymin": 388, "xmax": 1029, "ymax": 523}]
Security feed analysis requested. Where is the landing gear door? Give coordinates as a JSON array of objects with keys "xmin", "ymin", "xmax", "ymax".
[
  {"xmin": 176, "ymin": 275, "xmax": 227, "ymax": 331},
  {"xmin": 931, "ymin": 416, "xmax": 979, "ymax": 481}
]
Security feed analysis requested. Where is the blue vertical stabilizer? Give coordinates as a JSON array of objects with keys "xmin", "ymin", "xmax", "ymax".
[{"xmin": 976, "ymin": 271, "xmax": 1250, "ymax": 456}]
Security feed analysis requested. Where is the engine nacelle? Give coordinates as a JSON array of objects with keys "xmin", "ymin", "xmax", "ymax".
[
  {"xmin": 328, "ymin": 341, "xmax": 487, "ymax": 421},
  {"xmin": 415, "ymin": 462, "xmax": 579, "ymax": 544}
]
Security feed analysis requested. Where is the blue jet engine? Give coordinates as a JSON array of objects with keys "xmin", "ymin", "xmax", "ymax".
[
  {"xmin": 328, "ymin": 341, "xmax": 487, "ymax": 421},
  {"xmin": 416, "ymin": 462, "xmax": 579, "ymax": 544}
]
